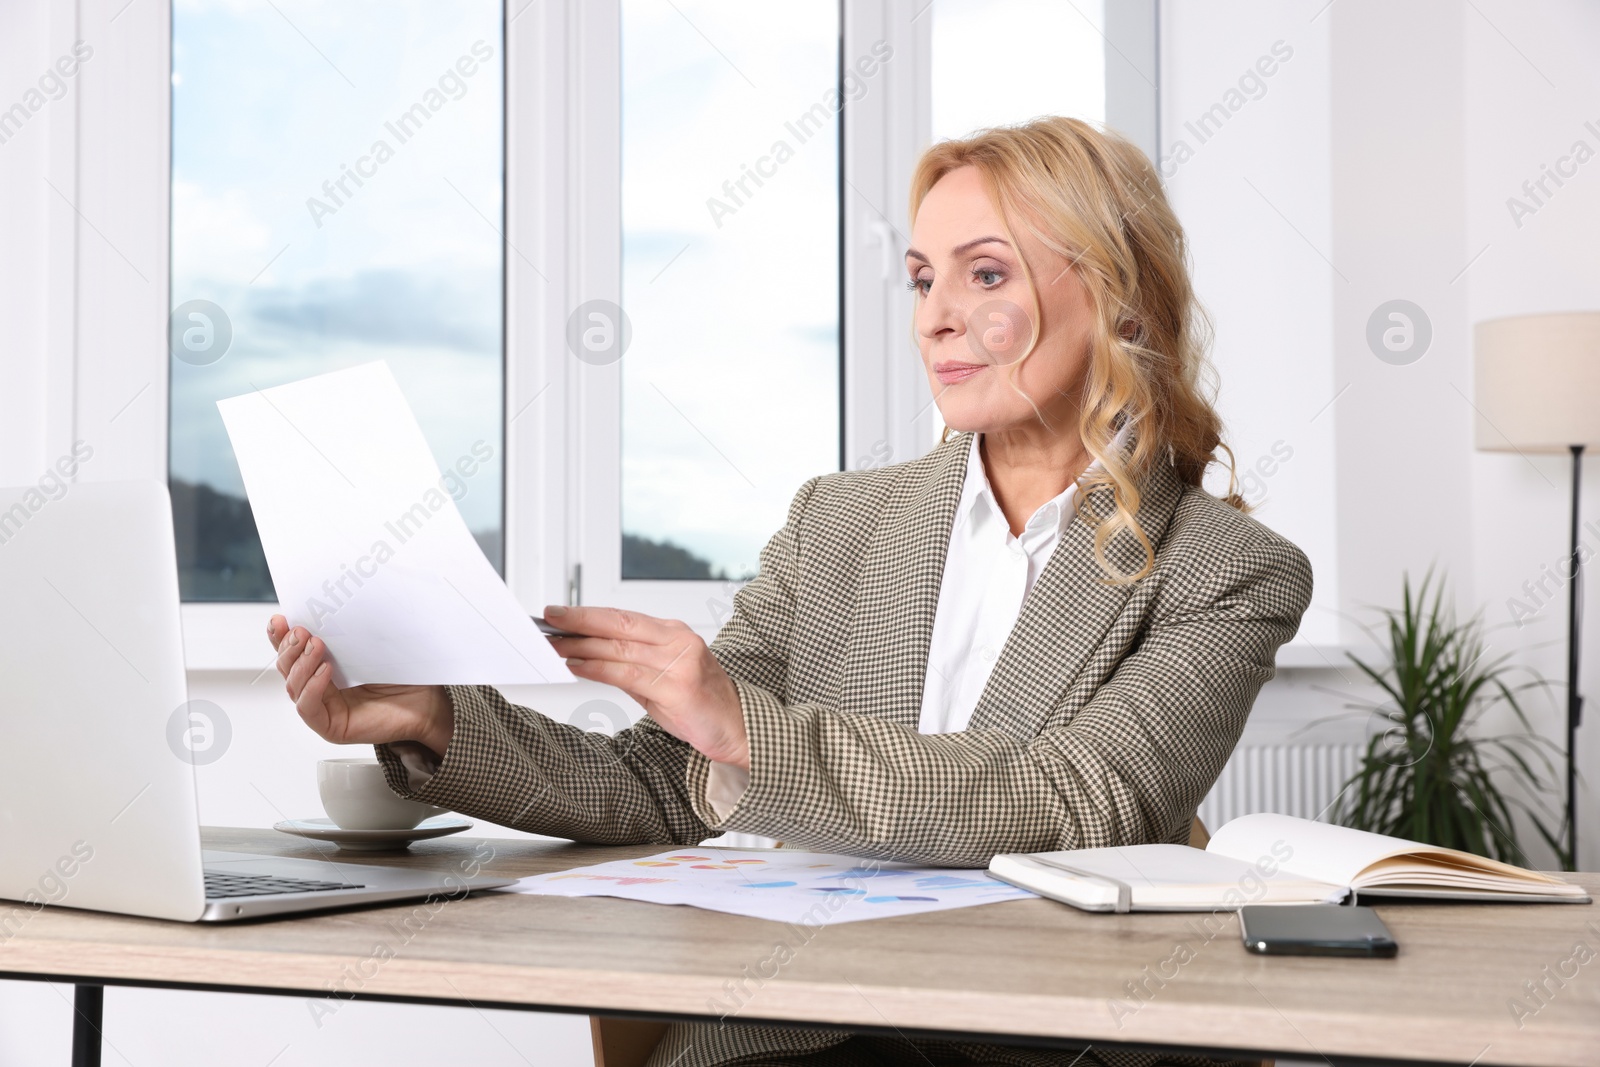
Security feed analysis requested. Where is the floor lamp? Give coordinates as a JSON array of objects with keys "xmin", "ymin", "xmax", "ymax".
[{"xmin": 1475, "ymin": 311, "xmax": 1600, "ymax": 871}]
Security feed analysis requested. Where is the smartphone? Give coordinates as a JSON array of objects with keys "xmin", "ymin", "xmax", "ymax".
[
  {"xmin": 1239, "ymin": 904, "xmax": 1397, "ymax": 958},
  {"xmin": 531, "ymin": 615, "xmax": 583, "ymax": 639}
]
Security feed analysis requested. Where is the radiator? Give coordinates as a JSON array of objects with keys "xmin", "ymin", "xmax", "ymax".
[{"xmin": 1198, "ymin": 742, "xmax": 1365, "ymax": 829}]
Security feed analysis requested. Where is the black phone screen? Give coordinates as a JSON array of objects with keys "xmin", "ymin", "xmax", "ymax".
[{"xmin": 1239, "ymin": 904, "xmax": 1398, "ymax": 957}]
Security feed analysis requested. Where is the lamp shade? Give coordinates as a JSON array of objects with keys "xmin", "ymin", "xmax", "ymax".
[{"xmin": 1474, "ymin": 312, "xmax": 1600, "ymax": 453}]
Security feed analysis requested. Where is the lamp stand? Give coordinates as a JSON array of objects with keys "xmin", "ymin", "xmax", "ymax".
[{"xmin": 1567, "ymin": 444, "xmax": 1585, "ymax": 871}]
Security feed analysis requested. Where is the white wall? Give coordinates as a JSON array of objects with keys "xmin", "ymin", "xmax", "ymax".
[
  {"xmin": 1165, "ymin": 0, "xmax": 1599, "ymax": 868},
  {"xmin": 1463, "ymin": 0, "xmax": 1600, "ymax": 870},
  {"xmin": 0, "ymin": 1, "xmax": 63, "ymax": 480},
  {"xmin": 1163, "ymin": 0, "xmax": 1340, "ymax": 648}
]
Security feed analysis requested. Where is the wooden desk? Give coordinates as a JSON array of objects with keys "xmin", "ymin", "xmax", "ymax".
[{"xmin": 2, "ymin": 828, "xmax": 1596, "ymax": 1067}]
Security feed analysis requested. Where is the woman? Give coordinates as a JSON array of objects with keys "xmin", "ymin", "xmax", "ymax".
[{"xmin": 269, "ymin": 117, "xmax": 1312, "ymax": 1067}]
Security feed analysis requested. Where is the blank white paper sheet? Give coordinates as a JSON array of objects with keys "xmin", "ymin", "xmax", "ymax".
[{"xmin": 217, "ymin": 361, "xmax": 574, "ymax": 688}]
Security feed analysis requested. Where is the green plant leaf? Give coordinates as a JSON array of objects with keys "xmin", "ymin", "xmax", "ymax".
[{"xmin": 1334, "ymin": 570, "xmax": 1571, "ymax": 870}]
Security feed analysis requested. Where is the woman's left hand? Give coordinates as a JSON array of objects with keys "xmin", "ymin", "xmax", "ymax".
[{"xmin": 543, "ymin": 605, "xmax": 749, "ymax": 769}]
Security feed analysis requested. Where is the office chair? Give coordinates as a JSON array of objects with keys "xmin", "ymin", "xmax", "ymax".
[{"xmin": 591, "ymin": 1017, "xmax": 670, "ymax": 1067}]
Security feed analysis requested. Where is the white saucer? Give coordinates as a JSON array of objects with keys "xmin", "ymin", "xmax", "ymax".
[{"xmin": 273, "ymin": 815, "xmax": 473, "ymax": 852}]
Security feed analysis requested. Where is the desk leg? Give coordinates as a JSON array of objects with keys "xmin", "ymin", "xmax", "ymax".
[{"xmin": 72, "ymin": 983, "xmax": 103, "ymax": 1067}]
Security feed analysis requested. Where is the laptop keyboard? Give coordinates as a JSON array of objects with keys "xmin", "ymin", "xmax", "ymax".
[{"xmin": 204, "ymin": 869, "xmax": 366, "ymax": 899}]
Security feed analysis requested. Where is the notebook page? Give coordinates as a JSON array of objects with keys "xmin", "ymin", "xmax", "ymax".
[
  {"xmin": 1357, "ymin": 851, "xmax": 1574, "ymax": 890},
  {"xmin": 1205, "ymin": 812, "xmax": 1419, "ymax": 887},
  {"xmin": 1211, "ymin": 813, "xmax": 1579, "ymax": 894}
]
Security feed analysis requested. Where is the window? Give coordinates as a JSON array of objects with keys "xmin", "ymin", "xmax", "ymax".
[
  {"xmin": 154, "ymin": 1, "xmax": 1161, "ymax": 653},
  {"xmin": 169, "ymin": 0, "xmax": 506, "ymax": 601},
  {"xmin": 617, "ymin": 0, "xmax": 842, "ymax": 582}
]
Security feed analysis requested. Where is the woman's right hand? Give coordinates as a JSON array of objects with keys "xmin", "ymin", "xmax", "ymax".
[{"xmin": 268, "ymin": 615, "xmax": 455, "ymax": 759}]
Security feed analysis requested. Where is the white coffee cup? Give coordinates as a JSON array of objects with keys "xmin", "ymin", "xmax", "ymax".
[{"xmin": 317, "ymin": 758, "xmax": 447, "ymax": 831}]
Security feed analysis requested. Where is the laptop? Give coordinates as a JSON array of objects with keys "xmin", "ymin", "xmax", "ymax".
[{"xmin": 0, "ymin": 479, "xmax": 514, "ymax": 922}]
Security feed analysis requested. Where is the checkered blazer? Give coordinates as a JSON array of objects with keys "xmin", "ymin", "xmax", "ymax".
[{"xmin": 375, "ymin": 429, "xmax": 1313, "ymax": 1067}]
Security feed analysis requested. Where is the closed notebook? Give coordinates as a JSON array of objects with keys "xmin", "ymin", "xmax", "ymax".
[{"xmin": 987, "ymin": 812, "xmax": 1593, "ymax": 913}]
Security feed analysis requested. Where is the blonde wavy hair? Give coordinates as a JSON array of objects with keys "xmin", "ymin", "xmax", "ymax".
[{"xmin": 911, "ymin": 116, "xmax": 1244, "ymax": 584}]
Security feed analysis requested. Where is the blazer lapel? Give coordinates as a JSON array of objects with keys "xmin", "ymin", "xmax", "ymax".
[
  {"xmin": 833, "ymin": 433, "xmax": 972, "ymax": 729},
  {"xmin": 967, "ymin": 436, "xmax": 1187, "ymax": 739}
]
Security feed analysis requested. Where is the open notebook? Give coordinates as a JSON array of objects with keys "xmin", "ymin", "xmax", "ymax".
[{"xmin": 988, "ymin": 812, "xmax": 1592, "ymax": 913}]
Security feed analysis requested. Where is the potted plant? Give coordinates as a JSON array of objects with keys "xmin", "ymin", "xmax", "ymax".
[{"xmin": 1331, "ymin": 571, "xmax": 1573, "ymax": 871}]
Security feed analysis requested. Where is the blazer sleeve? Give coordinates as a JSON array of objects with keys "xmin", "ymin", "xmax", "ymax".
[
  {"xmin": 682, "ymin": 531, "xmax": 1313, "ymax": 867},
  {"xmin": 703, "ymin": 474, "xmax": 822, "ymax": 695},
  {"xmin": 372, "ymin": 686, "xmax": 716, "ymax": 845}
]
